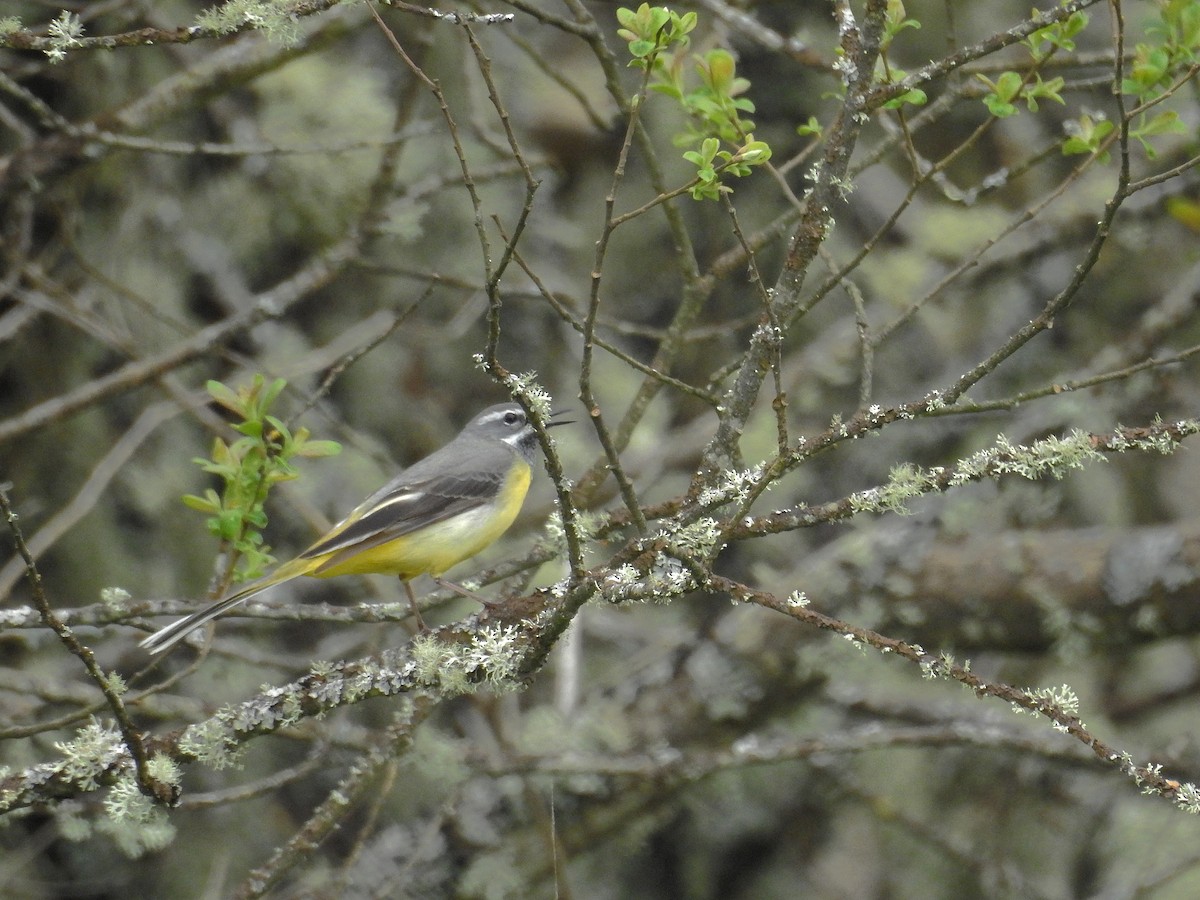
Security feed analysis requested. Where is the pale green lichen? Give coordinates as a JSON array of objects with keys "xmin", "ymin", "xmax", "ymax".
[
  {"xmin": 658, "ymin": 516, "xmax": 722, "ymax": 557},
  {"xmin": 647, "ymin": 558, "xmax": 694, "ymax": 599},
  {"xmin": 920, "ymin": 650, "xmax": 961, "ymax": 680},
  {"xmin": 52, "ymin": 724, "xmax": 179, "ymax": 857},
  {"xmin": 342, "ymin": 668, "xmax": 375, "ymax": 704},
  {"xmin": 100, "ymin": 587, "xmax": 131, "ymax": 614},
  {"xmin": 104, "ymin": 773, "xmax": 153, "ymax": 824},
  {"xmin": 463, "ymin": 624, "xmax": 524, "ymax": 685},
  {"xmin": 44, "ymin": 10, "xmax": 84, "ymax": 63},
  {"xmin": 54, "ymin": 719, "xmax": 123, "ymax": 791},
  {"xmin": 849, "ymin": 462, "xmax": 940, "ymax": 516},
  {"xmin": 785, "ymin": 590, "xmax": 809, "ymax": 608},
  {"xmin": 1014, "ymin": 683, "xmax": 1081, "ymax": 734},
  {"xmin": 411, "ymin": 626, "xmax": 526, "ymax": 694},
  {"xmin": 1174, "ymin": 781, "xmax": 1200, "ymax": 814},
  {"xmin": 194, "ymin": 0, "xmax": 303, "ymax": 44},
  {"xmin": 279, "ymin": 689, "xmax": 303, "ymax": 727},
  {"xmin": 98, "ymin": 773, "xmax": 176, "ymax": 857},
  {"xmin": 179, "ymin": 713, "xmax": 244, "ymax": 770},
  {"xmin": 502, "ymin": 371, "xmax": 554, "ymax": 420},
  {"xmin": 601, "ymin": 563, "xmax": 643, "ymax": 603},
  {"xmin": 952, "ymin": 430, "xmax": 1102, "ymax": 486},
  {"xmin": 596, "ymin": 516, "xmax": 721, "ymax": 603},
  {"xmin": 147, "ymin": 753, "xmax": 182, "ymax": 789},
  {"xmin": 847, "ymin": 425, "xmax": 1188, "ymax": 518},
  {"xmin": 543, "ymin": 508, "xmax": 604, "ymax": 549},
  {"xmin": 697, "ymin": 463, "xmax": 768, "ymax": 507},
  {"xmin": 410, "ymin": 634, "xmax": 449, "ymax": 684}
]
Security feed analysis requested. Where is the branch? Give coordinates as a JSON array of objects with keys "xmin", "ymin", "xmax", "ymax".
[
  {"xmin": 715, "ymin": 576, "xmax": 1200, "ymax": 813},
  {"xmin": 0, "ymin": 1, "xmax": 512, "ymax": 56},
  {"xmin": 696, "ymin": 0, "xmax": 889, "ymax": 483},
  {"xmin": 0, "ymin": 487, "xmax": 171, "ymax": 804}
]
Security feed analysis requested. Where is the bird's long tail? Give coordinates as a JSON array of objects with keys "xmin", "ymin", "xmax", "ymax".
[{"xmin": 138, "ymin": 558, "xmax": 309, "ymax": 655}]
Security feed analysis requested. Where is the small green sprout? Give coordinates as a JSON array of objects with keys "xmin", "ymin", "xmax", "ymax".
[
  {"xmin": 182, "ymin": 376, "xmax": 341, "ymax": 583},
  {"xmin": 1062, "ymin": 112, "xmax": 1115, "ymax": 160},
  {"xmin": 977, "ymin": 71, "xmax": 1065, "ymax": 118},
  {"xmin": 617, "ymin": 7, "xmax": 772, "ymax": 200},
  {"xmin": 1023, "ymin": 9, "xmax": 1090, "ymax": 60},
  {"xmin": 876, "ymin": 0, "xmax": 927, "ymax": 109},
  {"xmin": 616, "ymin": 3, "xmax": 696, "ymax": 66}
]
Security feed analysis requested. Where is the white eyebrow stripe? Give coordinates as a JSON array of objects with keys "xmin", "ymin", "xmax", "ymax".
[{"xmin": 479, "ymin": 410, "xmax": 519, "ymax": 426}]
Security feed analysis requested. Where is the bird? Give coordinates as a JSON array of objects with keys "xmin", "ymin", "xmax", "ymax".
[{"xmin": 139, "ymin": 402, "xmax": 567, "ymax": 654}]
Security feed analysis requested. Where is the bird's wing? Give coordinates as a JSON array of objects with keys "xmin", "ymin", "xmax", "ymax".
[{"xmin": 298, "ymin": 471, "xmax": 504, "ymax": 563}]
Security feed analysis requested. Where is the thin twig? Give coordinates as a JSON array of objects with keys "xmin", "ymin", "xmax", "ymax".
[{"xmin": 0, "ymin": 486, "xmax": 170, "ymax": 803}]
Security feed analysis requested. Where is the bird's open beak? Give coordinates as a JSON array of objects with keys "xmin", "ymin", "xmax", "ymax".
[{"xmin": 546, "ymin": 409, "xmax": 574, "ymax": 427}]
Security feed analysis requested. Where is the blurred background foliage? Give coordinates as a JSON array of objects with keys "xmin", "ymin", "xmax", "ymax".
[{"xmin": 3, "ymin": 0, "xmax": 1200, "ymax": 897}]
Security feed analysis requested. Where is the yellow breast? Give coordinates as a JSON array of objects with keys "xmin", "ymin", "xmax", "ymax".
[{"xmin": 306, "ymin": 460, "xmax": 532, "ymax": 580}]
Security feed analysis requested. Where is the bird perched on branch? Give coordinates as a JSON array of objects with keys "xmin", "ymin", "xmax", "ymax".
[{"xmin": 140, "ymin": 402, "xmax": 568, "ymax": 654}]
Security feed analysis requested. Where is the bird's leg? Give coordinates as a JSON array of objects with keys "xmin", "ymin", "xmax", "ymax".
[
  {"xmin": 402, "ymin": 579, "xmax": 428, "ymax": 631},
  {"xmin": 432, "ymin": 576, "xmax": 502, "ymax": 609}
]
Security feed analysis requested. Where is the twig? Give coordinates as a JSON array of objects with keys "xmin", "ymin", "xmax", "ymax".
[
  {"xmin": 0, "ymin": 403, "xmax": 181, "ymax": 598},
  {"xmin": 713, "ymin": 575, "xmax": 1197, "ymax": 807},
  {"xmin": 0, "ymin": 238, "xmax": 359, "ymax": 446},
  {"xmin": 578, "ymin": 43, "xmax": 655, "ymax": 534},
  {"xmin": 0, "ymin": 486, "xmax": 171, "ymax": 804},
  {"xmin": 867, "ymin": 0, "xmax": 1106, "ymax": 108},
  {"xmin": 233, "ymin": 697, "xmax": 434, "ymax": 898}
]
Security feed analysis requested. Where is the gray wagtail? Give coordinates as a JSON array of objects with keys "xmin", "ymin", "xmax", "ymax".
[{"xmin": 140, "ymin": 402, "xmax": 567, "ymax": 654}]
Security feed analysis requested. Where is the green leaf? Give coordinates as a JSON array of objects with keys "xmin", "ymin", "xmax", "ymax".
[
  {"xmin": 994, "ymin": 71, "xmax": 1023, "ymax": 102},
  {"xmin": 1123, "ymin": 45, "xmax": 1171, "ymax": 95},
  {"xmin": 215, "ymin": 509, "xmax": 245, "ymax": 541},
  {"xmin": 295, "ymin": 439, "xmax": 343, "ymax": 459},
  {"xmin": 1140, "ymin": 109, "xmax": 1186, "ymax": 136},
  {"xmin": 701, "ymin": 49, "xmax": 736, "ymax": 93},
  {"xmin": 1061, "ymin": 114, "xmax": 1114, "ymax": 157},
  {"xmin": 206, "ymin": 379, "xmax": 242, "ymax": 414},
  {"xmin": 209, "ymin": 438, "xmax": 232, "ymax": 466},
  {"xmin": 181, "ymin": 492, "xmax": 219, "ymax": 514},
  {"xmin": 977, "ymin": 73, "xmax": 1021, "ymax": 118},
  {"xmin": 183, "ymin": 373, "xmax": 340, "ymax": 585},
  {"xmin": 882, "ymin": 87, "xmax": 927, "ymax": 109},
  {"xmin": 629, "ymin": 38, "xmax": 656, "ymax": 58},
  {"xmin": 796, "ymin": 117, "xmax": 822, "ymax": 137},
  {"xmin": 734, "ymin": 139, "xmax": 772, "ymax": 164},
  {"xmin": 261, "ymin": 377, "xmax": 287, "ymax": 410},
  {"xmin": 983, "ymin": 96, "xmax": 1018, "ymax": 118}
]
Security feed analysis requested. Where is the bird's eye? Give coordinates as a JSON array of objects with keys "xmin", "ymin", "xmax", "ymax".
[{"xmin": 504, "ymin": 411, "xmax": 521, "ymax": 426}]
